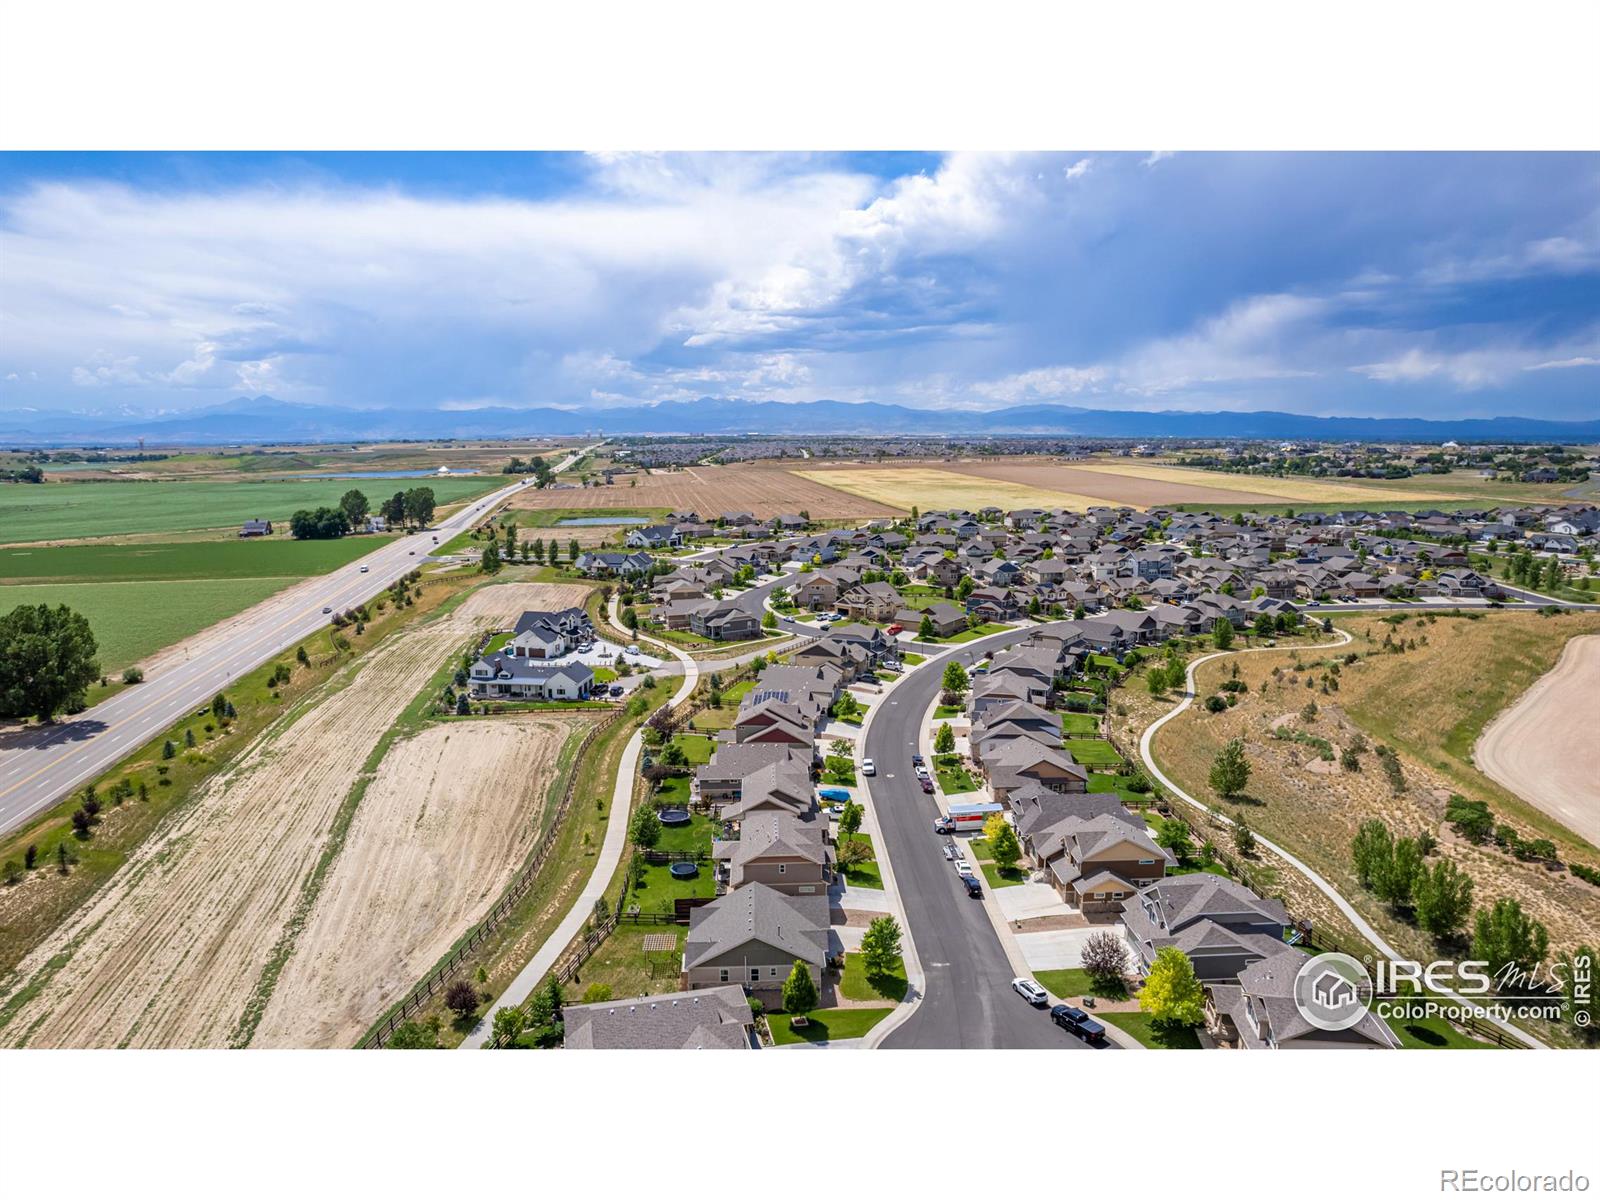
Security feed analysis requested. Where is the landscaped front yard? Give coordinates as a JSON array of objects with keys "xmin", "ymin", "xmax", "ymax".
[
  {"xmin": 969, "ymin": 836, "xmax": 1027, "ymax": 888},
  {"xmin": 1104, "ymin": 1012, "xmax": 1202, "ymax": 1049},
  {"xmin": 934, "ymin": 754, "xmax": 978, "ymax": 794},
  {"xmin": 840, "ymin": 953, "xmax": 908, "ymax": 1002},
  {"xmin": 1034, "ymin": 967, "xmax": 1129, "ymax": 1002},
  {"xmin": 767, "ymin": 1006, "xmax": 894, "ymax": 1045},
  {"xmin": 838, "ymin": 832, "xmax": 883, "ymax": 889},
  {"xmin": 942, "ymin": 622, "xmax": 1011, "ymax": 643}
]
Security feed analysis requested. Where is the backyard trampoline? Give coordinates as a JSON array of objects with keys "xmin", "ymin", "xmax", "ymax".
[
  {"xmin": 668, "ymin": 861, "xmax": 700, "ymax": 880},
  {"xmin": 658, "ymin": 808, "xmax": 692, "ymax": 826}
]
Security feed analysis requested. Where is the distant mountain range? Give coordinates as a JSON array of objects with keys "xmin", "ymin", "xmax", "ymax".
[{"xmin": 3, "ymin": 396, "xmax": 1598, "ymax": 446}]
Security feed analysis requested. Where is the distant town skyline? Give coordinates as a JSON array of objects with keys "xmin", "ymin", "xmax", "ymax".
[{"xmin": 2, "ymin": 151, "xmax": 1597, "ymax": 421}]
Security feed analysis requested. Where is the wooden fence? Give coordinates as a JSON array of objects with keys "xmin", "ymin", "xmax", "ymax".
[{"xmin": 357, "ymin": 706, "xmax": 626, "ymax": 1048}]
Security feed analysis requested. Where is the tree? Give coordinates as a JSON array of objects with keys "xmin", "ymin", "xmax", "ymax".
[
  {"xmin": 528, "ymin": 976, "xmax": 564, "ymax": 1028},
  {"xmin": 1412, "ymin": 858, "xmax": 1475, "ymax": 941},
  {"xmin": 1080, "ymin": 930, "xmax": 1129, "ymax": 986},
  {"xmin": 762, "ymin": 610, "xmax": 777, "ymax": 630},
  {"xmin": 1374, "ymin": 836, "xmax": 1423, "ymax": 907},
  {"xmin": 941, "ymin": 660, "xmax": 969, "ymax": 695},
  {"xmin": 838, "ymin": 800, "xmax": 863, "ymax": 840},
  {"xmin": 621, "ymin": 605, "xmax": 639, "ymax": 631},
  {"xmin": 288, "ymin": 506, "xmax": 350, "ymax": 539},
  {"xmin": 780, "ymin": 959, "xmax": 817, "ymax": 1015},
  {"xmin": 0, "ymin": 603, "xmax": 101, "ymax": 722},
  {"xmin": 934, "ymin": 721, "xmax": 956, "ymax": 754},
  {"xmin": 629, "ymin": 806, "xmax": 662, "ymax": 849},
  {"xmin": 1350, "ymin": 819, "xmax": 1394, "ymax": 890},
  {"xmin": 988, "ymin": 820, "xmax": 1021, "ymax": 872},
  {"xmin": 1140, "ymin": 946, "xmax": 1205, "ymax": 1027},
  {"xmin": 1232, "ymin": 818, "xmax": 1257, "ymax": 856},
  {"xmin": 480, "ymin": 542, "xmax": 502, "ymax": 574},
  {"xmin": 568, "ymin": 538, "xmax": 581, "ymax": 562},
  {"xmin": 836, "ymin": 837, "xmax": 873, "ymax": 868},
  {"xmin": 403, "ymin": 486, "xmax": 436, "ymax": 529},
  {"xmin": 444, "ymin": 978, "xmax": 479, "ymax": 1019},
  {"xmin": 1207, "ymin": 737, "xmax": 1251, "ymax": 799},
  {"xmin": 1155, "ymin": 818, "xmax": 1193, "ymax": 865},
  {"xmin": 918, "ymin": 614, "xmax": 936, "ymax": 640},
  {"xmin": 339, "ymin": 488, "xmax": 369, "ymax": 531},
  {"xmin": 385, "ymin": 1019, "xmax": 439, "ymax": 1049},
  {"xmin": 1211, "ymin": 618, "xmax": 1234, "ymax": 650},
  {"xmin": 162, "ymin": 739, "xmax": 177, "ymax": 759},
  {"xmin": 491, "ymin": 1005, "xmax": 528, "ymax": 1047},
  {"xmin": 211, "ymin": 692, "xmax": 228, "ymax": 722},
  {"xmin": 24, "ymin": 844, "xmax": 37, "ymax": 870},
  {"xmin": 1471, "ymin": 898, "xmax": 1549, "ymax": 990},
  {"xmin": 860, "ymin": 916, "xmax": 903, "ymax": 978}
]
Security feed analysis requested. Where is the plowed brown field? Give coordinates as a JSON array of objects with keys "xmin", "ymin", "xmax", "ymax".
[
  {"xmin": 0, "ymin": 581, "xmax": 586, "ymax": 1048},
  {"xmin": 507, "ymin": 462, "xmax": 898, "ymax": 520},
  {"xmin": 252, "ymin": 712, "xmax": 588, "ymax": 1048}
]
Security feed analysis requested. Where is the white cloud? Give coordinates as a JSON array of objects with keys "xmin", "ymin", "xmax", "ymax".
[{"xmin": 1525, "ymin": 355, "xmax": 1600, "ymax": 371}]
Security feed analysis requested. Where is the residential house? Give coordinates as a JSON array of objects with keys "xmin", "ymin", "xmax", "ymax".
[
  {"xmin": 682, "ymin": 883, "xmax": 830, "ymax": 1000},
  {"xmin": 1207, "ymin": 947, "xmax": 1400, "ymax": 1049},
  {"xmin": 713, "ymin": 811, "xmax": 831, "ymax": 896},
  {"xmin": 562, "ymin": 985, "xmax": 758, "ymax": 1050}
]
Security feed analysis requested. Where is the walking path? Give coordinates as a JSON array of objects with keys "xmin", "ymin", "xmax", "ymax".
[
  {"xmin": 1138, "ymin": 628, "xmax": 1545, "ymax": 1050},
  {"xmin": 459, "ymin": 601, "xmax": 698, "ymax": 1047}
]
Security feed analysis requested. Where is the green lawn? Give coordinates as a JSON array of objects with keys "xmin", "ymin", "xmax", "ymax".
[
  {"xmin": 934, "ymin": 704, "xmax": 964, "ymax": 718},
  {"xmin": 1060, "ymin": 712, "xmax": 1100, "ymax": 735},
  {"xmin": 1064, "ymin": 738, "xmax": 1125, "ymax": 768},
  {"xmin": 823, "ymin": 757, "xmax": 857, "ymax": 787},
  {"xmin": 1104, "ymin": 1012, "xmax": 1203, "ymax": 1049},
  {"xmin": 1034, "ymin": 967, "xmax": 1129, "ymax": 1002},
  {"xmin": 934, "ymin": 755, "xmax": 978, "ymax": 794},
  {"xmin": 942, "ymin": 622, "xmax": 1010, "ymax": 643},
  {"xmin": 899, "ymin": 652, "xmax": 926, "ymax": 665},
  {"xmin": 1089, "ymin": 653, "xmax": 1123, "ymax": 669},
  {"xmin": 840, "ymin": 953, "xmax": 908, "ymax": 1002},
  {"xmin": 839, "ymin": 832, "xmax": 883, "ymax": 889},
  {"xmin": 651, "ymin": 774, "xmax": 693, "ymax": 807},
  {"xmin": 0, "ymin": 535, "xmax": 398, "ymax": 582},
  {"xmin": 625, "ymin": 858, "xmax": 715, "ymax": 916},
  {"xmin": 652, "ymin": 810, "xmax": 717, "ymax": 855},
  {"xmin": 0, "ymin": 476, "xmax": 506, "ymax": 542},
  {"xmin": 767, "ymin": 1006, "xmax": 894, "ymax": 1045},
  {"xmin": 969, "ymin": 836, "xmax": 1027, "ymax": 887},
  {"xmin": 674, "ymin": 733, "xmax": 716, "ymax": 765},
  {"xmin": 1387, "ymin": 1016, "xmax": 1503, "ymax": 1049},
  {"xmin": 3, "ymin": 577, "xmax": 301, "ymax": 674}
]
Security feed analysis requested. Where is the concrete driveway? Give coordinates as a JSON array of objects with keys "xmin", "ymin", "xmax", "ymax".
[
  {"xmin": 994, "ymin": 881, "xmax": 1072, "ymax": 922},
  {"xmin": 1015, "ymin": 926, "xmax": 1102, "ymax": 971}
]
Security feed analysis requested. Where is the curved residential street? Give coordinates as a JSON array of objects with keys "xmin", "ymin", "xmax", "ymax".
[{"xmin": 862, "ymin": 621, "xmax": 1101, "ymax": 1049}]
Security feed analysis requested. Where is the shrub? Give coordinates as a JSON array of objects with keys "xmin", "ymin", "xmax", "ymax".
[
  {"xmin": 1203, "ymin": 695, "xmax": 1226, "ymax": 713},
  {"xmin": 121, "ymin": 666, "xmax": 145, "ymax": 685}
]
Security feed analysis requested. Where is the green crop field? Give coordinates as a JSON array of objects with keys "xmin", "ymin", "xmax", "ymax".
[
  {"xmin": 0, "ymin": 475, "xmax": 507, "ymax": 543},
  {"xmin": 4, "ymin": 578, "xmax": 299, "ymax": 674},
  {"xmin": 0, "ymin": 536, "xmax": 395, "ymax": 583}
]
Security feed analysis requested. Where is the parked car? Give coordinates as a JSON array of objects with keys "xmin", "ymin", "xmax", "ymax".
[
  {"xmin": 1051, "ymin": 1004, "xmax": 1107, "ymax": 1045},
  {"xmin": 920, "ymin": 777, "xmax": 935, "ymax": 794},
  {"xmin": 1012, "ymin": 978, "xmax": 1049, "ymax": 1007},
  {"xmin": 962, "ymin": 874, "xmax": 982, "ymax": 898},
  {"xmin": 817, "ymin": 620, "xmax": 831, "ymax": 631},
  {"xmin": 882, "ymin": 659, "xmax": 903, "ymax": 671},
  {"xmin": 886, "ymin": 624, "xmax": 903, "ymax": 635},
  {"xmin": 608, "ymin": 684, "xmax": 624, "ymax": 697},
  {"xmin": 955, "ymin": 859, "xmax": 974, "ymax": 877},
  {"xmin": 943, "ymin": 844, "xmax": 956, "ymax": 861},
  {"xmin": 861, "ymin": 758, "xmax": 876, "ymax": 776},
  {"xmin": 625, "ymin": 644, "xmax": 640, "ymax": 656},
  {"xmin": 911, "ymin": 754, "xmax": 925, "ymax": 765}
]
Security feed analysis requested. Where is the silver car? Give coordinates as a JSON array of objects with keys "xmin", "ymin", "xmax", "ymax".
[{"xmin": 1012, "ymin": 978, "xmax": 1049, "ymax": 1007}]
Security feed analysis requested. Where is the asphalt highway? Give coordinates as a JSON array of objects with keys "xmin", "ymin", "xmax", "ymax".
[{"xmin": 0, "ymin": 452, "xmax": 592, "ymax": 837}]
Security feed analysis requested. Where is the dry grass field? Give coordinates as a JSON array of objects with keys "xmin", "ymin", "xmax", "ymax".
[
  {"xmin": 1147, "ymin": 612, "xmax": 1600, "ymax": 967},
  {"xmin": 791, "ymin": 465, "xmax": 1111, "ymax": 512},
  {"xmin": 1065, "ymin": 460, "xmax": 1466, "ymax": 504},
  {"xmin": 0, "ymin": 581, "xmax": 585, "ymax": 1048},
  {"xmin": 951, "ymin": 459, "xmax": 1295, "ymax": 508},
  {"xmin": 252, "ymin": 712, "xmax": 590, "ymax": 1048},
  {"xmin": 508, "ymin": 462, "xmax": 898, "ymax": 520}
]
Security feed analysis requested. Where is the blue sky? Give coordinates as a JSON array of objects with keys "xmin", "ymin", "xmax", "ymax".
[{"xmin": 1, "ymin": 152, "xmax": 1596, "ymax": 420}]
